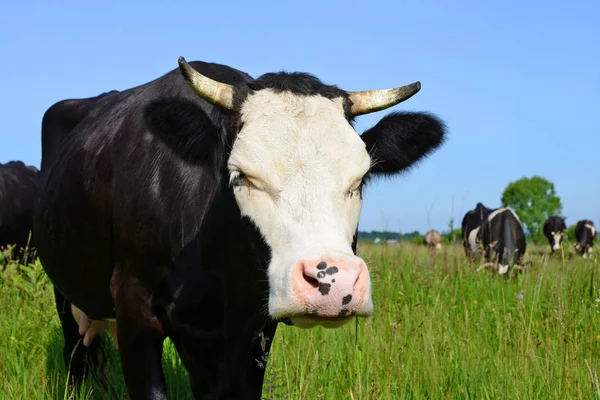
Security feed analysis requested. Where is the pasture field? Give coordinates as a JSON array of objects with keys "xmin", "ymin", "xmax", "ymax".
[{"xmin": 1, "ymin": 242, "xmax": 600, "ymax": 399}]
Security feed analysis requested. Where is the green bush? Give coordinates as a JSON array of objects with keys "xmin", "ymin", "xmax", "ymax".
[
  {"xmin": 567, "ymin": 224, "xmax": 577, "ymax": 242},
  {"xmin": 444, "ymin": 228, "xmax": 462, "ymax": 244},
  {"xmin": 409, "ymin": 234, "xmax": 425, "ymax": 245}
]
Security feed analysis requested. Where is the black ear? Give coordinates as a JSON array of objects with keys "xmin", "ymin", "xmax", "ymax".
[
  {"xmin": 360, "ymin": 111, "xmax": 446, "ymax": 175},
  {"xmin": 144, "ymin": 98, "xmax": 223, "ymax": 167}
]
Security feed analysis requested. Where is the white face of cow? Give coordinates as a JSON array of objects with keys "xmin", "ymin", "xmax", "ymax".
[
  {"xmin": 551, "ymin": 231, "xmax": 562, "ymax": 251},
  {"xmin": 175, "ymin": 58, "xmax": 445, "ymax": 328},
  {"xmin": 228, "ymin": 89, "xmax": 373, "ymax": 328}
]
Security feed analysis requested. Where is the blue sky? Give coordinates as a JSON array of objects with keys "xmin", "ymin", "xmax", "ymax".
[{"xmin": 1, "ymin": 0, "xmax": 598, "ymax": 233}]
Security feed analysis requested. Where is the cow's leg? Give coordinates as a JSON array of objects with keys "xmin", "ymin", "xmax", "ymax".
[
  {"xmin": 186, "ymin": 321, "xmax": 278, "ymax": 399},
  {"xmin": 243, "ymin": 321, "xmax": 279, "ymax": 398},
  {"xmin": 115, "ymin": 276, "xmax": 167, "ymax": 400},
  {"xmin": 53, "ymin": 287, "xmax": 109, "ymax": 391}
]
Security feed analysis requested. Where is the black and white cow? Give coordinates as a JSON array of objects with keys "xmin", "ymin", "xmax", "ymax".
[
  {"xmin": 478, "ymin": 208, "xmax": 527, "ymax": 274},
  {"xmin": 34, "ymin": 57, "xmax": 446, "ymax": 399},
  {"xmin": 461, "ymin": 202, "xmax": 493, "ymax": 259},
  {"xmin": 0, "ymin": 161, "xmax": 39, "ymax": 262},
  {"xmin": 543, "ymin": 216, "xmax": 567, "ymax": 253},
  {"xmin": 574, "ymin": 220, "xmax": 596, "ymax": 257}
]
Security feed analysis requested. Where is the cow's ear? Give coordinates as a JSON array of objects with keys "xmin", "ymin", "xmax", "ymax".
[
  {"xmin": 144, "ymin": 98, "xmax": 223, "ymax": 166},
  {"xmin": 360, "ymin": 111, "xmax": 446, "ymax": 175}
]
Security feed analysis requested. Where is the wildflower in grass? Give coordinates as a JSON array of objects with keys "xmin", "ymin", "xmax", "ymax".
[
  {"xmin": 10, "ymin": 336, "xmax": 16, "ymax": 341},
  {"xmin": 596, "ymin": 335, "xmax": 600, "ymax": 341},
  {"xmin": 473, "ymin": 300, "xmax": 478, "ymax": 305}
]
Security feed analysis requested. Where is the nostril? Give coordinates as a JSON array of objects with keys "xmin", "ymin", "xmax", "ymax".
[{"xmin": 302, "ymin": 271, "xmax": 319, "ymax": 288}]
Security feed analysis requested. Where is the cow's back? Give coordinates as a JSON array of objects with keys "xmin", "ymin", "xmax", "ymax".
[
  {"xmin": 34, "ymin": 61, "xmax": 253, "ymax": 318},
  {"xmin": 543, "ymin": 216, "xmax": 566, "ymax": 236},
  {"xmin": 461, "ymin": 203, "xmax": 493, "ymax": 255},
  {"xmin": 480, "ymin": 208, "xmax": 526, "ymax": 267},
  {"xmin": 0, "ymin": 161, "xmax": 39, "ymax": 252}
]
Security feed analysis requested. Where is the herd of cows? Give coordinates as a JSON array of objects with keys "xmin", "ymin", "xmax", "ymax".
[
  {"xmin": 0, "ymin": 57, "xmax": 595, "ymax": 399},
  {"xmin": 422, "ymin": 203, "xmax": 597, "ymax": 271}
]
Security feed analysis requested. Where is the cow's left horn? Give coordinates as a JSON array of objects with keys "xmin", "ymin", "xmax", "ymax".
[
  {"xmin": 348, "ymin": 82, "xmax": 421, "ymax": 116},
  {"xmin": 178, "ymin": 56, "xmax": 234, "ymax": 110}
]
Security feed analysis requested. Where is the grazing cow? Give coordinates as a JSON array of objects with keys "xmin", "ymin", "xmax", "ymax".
[
  {"xmin": 461, "ymin": 202, "xmax": 493, "ymax": 258},
  {"xmin": 424, "ymin": 229, "xmax": 443, "ymax": 249},
  {"xmin": 574, "ymin": 220, "xmax": 596, "ymax": 257},
  {"xmin": 0, "ymin": 161, "xmax": 39, "ymax": 262},
  {"xmin": 543, "ymin": 216, "xmax": 567, "ymax": 253},
  {"xmin": 478, "ymin": 208, "xmax": 526, "ymax": 274},
  {"xmin": 34, "ymin": 57, "xmax": 446, "ymax": 399}
]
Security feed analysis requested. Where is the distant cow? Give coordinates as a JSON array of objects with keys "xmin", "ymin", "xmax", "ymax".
[
  {"xmin": 424, "ymin": 230, "xmax": 443, "ymax": 249},
  {"xmin": 543, "ymin": 216, "xmax": 567, "ymax": 253},
  {"xmin": 461, "ymin": 202, "xmax": 494, "ymax": 259},
  {"xmin": 0, "ymin": 161, "xmax": 39, "ymax": 262},
  {"xmin": 574, "ymin": 220, "xmax": 596, "ymax": 257},
  {"xmin": 478, "ymin": 208, "xmax": 526, "ymax": 274},
  {"xmin": 34, "ymin": 57, "xmax": 446, "ymax": 398}
]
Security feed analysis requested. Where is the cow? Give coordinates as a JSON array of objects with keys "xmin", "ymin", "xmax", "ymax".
[
  {"xmin": 423, "ymin": 229, "xmax": 443, "ymax": 249},
  {"xmin": 478, "ymin": 208, "xmax": 526, "ymax": 275},
  {"xmin": 461, "ymin": 202, "xmax": 493, "ymax": 259},
  {"xmin": 574, "ymin": 220, "xmax": 596, "ymax": 257},
  {"xmin": 0, "ymin": 161, "xmax": 39, "ymax": 263},
  {"xmin": 543, "ymin": 216, "xmax": 567, "ymax": 253},
  {"xmin": 34, "ymin": 57, "xmax": 446, "ymax": 399}
]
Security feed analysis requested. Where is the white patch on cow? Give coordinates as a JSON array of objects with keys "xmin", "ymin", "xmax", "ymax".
[
  {"xmin": 468, "ymin": 227, "xmax": 481, "ymax": 255},
  {"xmin": 228, "ymin": 89, "xmax": 373, "ymax": 321},
  {"xmin": 586, "ymin": 223, "xmax": 596, "ymax": 237},
  {"xmin": 435, "ymin": 243, "xmax": 442, "ymax": 249},
  {"xmin": 498, "ymin": 264, "xmax": 510, "ymax": 275},
  {"xmin": 487, "ymin": 207, "xmax": 521, "ymax": 224},
  {"xmin": 552, "ymin": 232, "xmax": 562, "ymax": 251}
]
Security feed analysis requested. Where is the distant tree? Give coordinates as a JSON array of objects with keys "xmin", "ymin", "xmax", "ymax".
[
  {"xmin": 501, "ymin": 176, "xmax": 562, "ymax": 241},
  {"xmin": 447, "ymin": 217, "xmax": 455, "ymax": 238}
]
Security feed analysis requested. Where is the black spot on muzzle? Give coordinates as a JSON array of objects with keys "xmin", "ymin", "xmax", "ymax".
[
  {"xmin": 318, "ymin": 283, "xmax": 331, "ymax": 296},
  {"xmin": 342, "ymin": 294, "xmax": 353, "ymax": 305}
]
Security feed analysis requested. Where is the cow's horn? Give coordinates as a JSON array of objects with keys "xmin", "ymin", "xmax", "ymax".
[
  {"xmin": 348, "ymin": 82, "xmax": 421, "ymax": 116},
  {"xmin": 178, "ymin": 56, "xmax": 234, "ymax": 110}
]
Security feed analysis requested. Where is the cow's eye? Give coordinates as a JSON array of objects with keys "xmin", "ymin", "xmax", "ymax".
[
  {"xmin": 230, "ymin": 171, "xmax": 266, "ymax": 193},
  {"xmin": 347, "ymin": 180, "xmax": 363, "ymax": 199},
  {"xmin": 229, "ymin": 171, "xmax": 247, "ymax": 187}
]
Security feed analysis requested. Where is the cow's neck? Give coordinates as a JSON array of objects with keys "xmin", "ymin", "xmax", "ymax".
[{"xmin": 166, "ymin": 175, "xmax": 277, "ymax": 397}]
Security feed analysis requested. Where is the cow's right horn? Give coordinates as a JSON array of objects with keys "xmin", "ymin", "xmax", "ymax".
[
  {"xmin": 347, "ymin": 82, "xmax": 421, "ymax": 116},
  {"xmin": 178, "ymin": 57, "xmax": 234, "ymax": 110}
]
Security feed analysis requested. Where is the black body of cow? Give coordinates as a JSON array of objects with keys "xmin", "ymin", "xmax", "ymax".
[
  {"xmin": 34, "ymin": 61, "xmax": 445, "ymax": 399},
  {"xmin": 574, "ymin": 220, "xmax": 596, "ymax": 256},
  {"xmin": 479, "ymin": 209, "xmax": 526, "ymax": 273},
  {"xmin": 0, "ymin": 161, "xmax": 39, "ymax": 262},
  {"xmin": 543, "ymin": 216, "xmax": 567, "ymax": 253},
  {"xmin": 461, "ymin": 202, "xmax": 493, "ymax": 258}
]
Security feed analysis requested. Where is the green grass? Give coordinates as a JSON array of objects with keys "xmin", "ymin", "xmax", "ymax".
[{"xmin": 1, "ymin": 243, "xmax": 599, "ymax": 399}]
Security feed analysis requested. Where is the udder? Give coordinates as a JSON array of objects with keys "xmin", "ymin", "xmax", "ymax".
[{"xmin": 71, "ymin": 304, "xmax": 119, "ymax": 349}]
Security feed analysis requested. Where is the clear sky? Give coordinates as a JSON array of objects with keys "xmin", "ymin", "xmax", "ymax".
[{"xmin": 1, "ymin": 0, "xmax": 598, "ymax": 233}]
